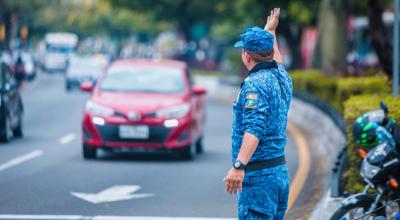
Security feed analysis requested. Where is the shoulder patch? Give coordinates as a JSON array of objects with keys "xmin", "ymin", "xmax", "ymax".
[{"xmin": 245, "ymin": 92, "xmax": 258, "ymax": 108}]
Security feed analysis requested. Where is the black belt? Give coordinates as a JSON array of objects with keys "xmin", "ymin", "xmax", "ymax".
[{"xmin": 245, "ymin": 156, "xmax": 286, "ymax": 172}]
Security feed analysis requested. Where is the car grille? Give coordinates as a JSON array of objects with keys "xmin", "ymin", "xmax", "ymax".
[{"xmin": 96, "ymin": 124, "xmax": 170, "ymax": 143}]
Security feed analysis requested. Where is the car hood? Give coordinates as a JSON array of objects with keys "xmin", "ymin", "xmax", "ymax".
[{"xmin": 92, "ymin": 91, "xmax": 187, "ymax": 113}]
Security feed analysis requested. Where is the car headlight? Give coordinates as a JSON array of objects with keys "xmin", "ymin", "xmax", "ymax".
[
  {"xmin": 360, "ymin": 159, "xmax": 381, "ymax": 179},
  {"xmin": 86, "ymin": 101, "xmax": 114, "ymax": 117},
  {"xmin": 25, "ymin": 63, "xmax": 34, "ymax": 73},
  {"xmin": 156, "ymin": 103, "xmax": 190, "ymax": 119}
]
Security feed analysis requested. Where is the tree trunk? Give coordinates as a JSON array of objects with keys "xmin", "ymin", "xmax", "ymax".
[
  {"xmin": 368, "ymin": 0, "xmax": 393, "ymax": 79},
  {"xmin": 279, "ymin": 19, "xmax": 303, "ymax": 69},
  {"xmin": 312, "ymin": 0, "xmax": 348, "ymax": 75},
  {"xmin": 175, "ymin": 0, "xmax": 191, "ymax": 41}
]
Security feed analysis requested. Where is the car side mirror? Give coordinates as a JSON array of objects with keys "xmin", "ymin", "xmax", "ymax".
[
  {"xmin": 80, "ymin": 81, "xmax": 94, "ymax": 92},
  {"xmin": 192, "ymin": 85, "xmax": 207, "ymax": 96}
]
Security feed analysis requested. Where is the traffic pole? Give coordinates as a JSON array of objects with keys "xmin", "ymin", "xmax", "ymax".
[{"xmin": 394, "ymin": 0, "xmax": 399, "ymax": 97}]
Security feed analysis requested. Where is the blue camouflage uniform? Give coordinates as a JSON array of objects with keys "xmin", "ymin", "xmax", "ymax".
[{"xmin": 232, "ymin": 27, "xmax": 293, "ymax": 219}]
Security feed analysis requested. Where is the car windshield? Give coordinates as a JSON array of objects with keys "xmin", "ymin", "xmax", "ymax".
[
  {"xmin": 100, "ymin": 66, "xmax": 185, "ymax": 93},
  {"xmin": 69, "ymin": 58, "xmax": 102, "ymax": 70},
  {"xmin": 46, "ymin": 44, "xmax": 75, "ymax": 53}
]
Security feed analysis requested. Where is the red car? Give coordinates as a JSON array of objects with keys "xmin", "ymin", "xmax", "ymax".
[{"xmin": 80, "ymin": 59, "xmax": 207, "ymax": 160}]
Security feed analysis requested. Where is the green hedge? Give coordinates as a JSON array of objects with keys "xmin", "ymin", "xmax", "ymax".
[
  {"xmin": 337, "ymin": 75, "xmax": 390, "ymax": 111},
  {"xmin": 343, "ymin": 95, "xmax": 400, "ymax": 193},
  {"xmin": 291, "ymin": 70, "xmax": 395, "ymax": 193},
  {"xmin": 291, "ymin": 70, "xmax": 340, "ymax": 109},
  {"xmin": 291, "ymin": 70, "xmax": 389, "ymax": 111}
]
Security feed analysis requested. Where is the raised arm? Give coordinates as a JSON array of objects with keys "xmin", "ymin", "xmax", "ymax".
[{"xmin": 264, "ymin": 8, "xmax": 283, "ymax": 64}]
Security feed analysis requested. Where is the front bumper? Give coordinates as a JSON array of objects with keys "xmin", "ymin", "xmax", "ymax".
[
  {"xmin": 67, "ymin": 77, "xmax": 95, "ymax": 87},
  {"xmin": 82, "ymin": 114, "xmax": 192, "ymax": 151}
]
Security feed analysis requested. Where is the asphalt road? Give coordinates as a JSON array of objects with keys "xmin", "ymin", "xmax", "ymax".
[{"xmin": 0, "ymin": 73, "xmax": 299, "ymax": 219}]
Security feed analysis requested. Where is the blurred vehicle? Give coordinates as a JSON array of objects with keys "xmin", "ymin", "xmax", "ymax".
[
  {"xmin": 19, "ymin": 52, "xmax": 36, "ymax": 81},
  {"xmin": 0, "ymin": 62, "xmax": 23, "ymax": 142},
  {"xmin": 80, "ymin": 59, "xmax": 207, "ymax": 160},
  {"xmin": 38, "ymin": 32, "xmax": 78, "ymax": 72},
  {"xmin": 65, "ymin": 55, "xmax": 106, "ymax": 91},
  {"xmin": 347, "ymin": 12, "xmax": 394, "ymax": 74}
]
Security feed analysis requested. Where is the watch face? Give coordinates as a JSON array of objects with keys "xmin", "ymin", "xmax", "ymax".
[{"xmin": 234, "ymin": 162, "xmax": 240, "ymax": 168}]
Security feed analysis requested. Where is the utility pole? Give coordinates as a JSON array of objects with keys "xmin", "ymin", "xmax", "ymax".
[{"xmin": 394, "ymin": 0, "xmax": 399, "ymax": 97}]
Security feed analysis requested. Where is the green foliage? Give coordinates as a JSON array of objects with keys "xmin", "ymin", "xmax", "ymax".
[
  {"xmin": 337, "ymin": 76, "xmax": 390, "ymax": 111},
  {"xmin": 349, "ymin": 0, "xmax": 392, "ymax": 15},
  {"xmin": 291, "ymin": 70, "xmax": 391, "ymax": 112},
  {"xmin": 291, "ymin": 70, "xmax": 394, "ymax": 194},
  {"xmin": 111, "ymin": 0, "xmax": 320, "ymax": 42},
  {"xmin": 343, "ymin": 95, "xmax": 400, "ymax": 193},
  {"xmin": 3, "ymin": 0, "xmax": 171, "ymax": 38},
  {"xmin": 291, "ymin": 69, "xmax": 340, "ymax": 109}
]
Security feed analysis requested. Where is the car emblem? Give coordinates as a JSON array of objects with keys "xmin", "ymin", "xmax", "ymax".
[{"xmin": 128, "ymin": 112, "xmax": 141, "ymax": 121}]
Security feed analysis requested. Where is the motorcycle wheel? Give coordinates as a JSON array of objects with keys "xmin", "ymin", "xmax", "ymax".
[{"xmin": 330, "ymin": 201, "xmax": 385, "ymax": 220}]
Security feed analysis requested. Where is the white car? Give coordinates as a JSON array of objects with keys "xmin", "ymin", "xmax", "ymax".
[
  {"xmin": 20, "ymin": 52, "xmax": 36, "ymax": 81},
  {"xmin": 65, "ymin": 56, "xmax": 106, "ymax": 91}
]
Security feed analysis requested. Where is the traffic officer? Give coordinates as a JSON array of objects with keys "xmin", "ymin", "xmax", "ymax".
[{"xmin": 223, "ymin": 8, "xmax": 293, "ymax": 220}]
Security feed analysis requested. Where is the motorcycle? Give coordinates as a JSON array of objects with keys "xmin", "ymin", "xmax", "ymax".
[
  {"xmin": 330, "ymin": 139, "xmax": 400, "ymax": 219},
  {"xmin": 330, "ymin": 102, "xmax": 400, "ymax": 220}
]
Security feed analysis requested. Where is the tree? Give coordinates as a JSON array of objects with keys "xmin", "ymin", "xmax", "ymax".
[
  {"xmin": 367, "ymin": 0, "xmax": 393, "ymax": 78},
  {"xmin": 312, "ymin": 0, "xmax": 348, "ymax": 74}
]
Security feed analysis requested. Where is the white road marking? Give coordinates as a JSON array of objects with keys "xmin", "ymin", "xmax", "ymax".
[
  {"xmin": 0, "ymin": 215, "xmax": 235, "ymax": 220},
  {"xmin": 0, "ymin": 215, "xmax": 81, "ymax": 220},
  {"xmin": 93, "ymin": 217, "xmax": 236, "ymax": 220},
  {"xmin": 0, "ymin": 150, "xmax": 43, "ymax": 173},
  {"xmin": 71, "ymin": 185, "xmax": 154, "ymax": 204},
  {"xmin": 59, "ymin": 133, "xmax": 76, "ymax": 145}
]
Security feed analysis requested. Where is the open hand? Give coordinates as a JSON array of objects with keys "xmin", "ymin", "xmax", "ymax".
[
  {"xmin": 265, "ymin": 8, "xmax": 280, "ymax": 33},
  {"xmin": 223, "ymin": 167, "xmax": 244, "ymax": 194}
]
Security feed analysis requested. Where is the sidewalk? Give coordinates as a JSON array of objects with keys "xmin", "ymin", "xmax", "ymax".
[{"xmin": 195, "ymin": 75, "xmax": 345, "ymax": 219}]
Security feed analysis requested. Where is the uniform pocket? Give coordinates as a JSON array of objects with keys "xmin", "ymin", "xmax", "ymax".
[{"xmin": 246, "ymin": 174, "xmax": 278, "ymax": 216}]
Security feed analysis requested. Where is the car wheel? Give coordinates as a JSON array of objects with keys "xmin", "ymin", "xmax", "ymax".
[
  {"xmin": 0, "ymin": 116, "xmax": 13, "ymax": 143},
  {"xmin": 181, "ymin": 143, "xmax": 196, "ymax": 160},
  {"xmin": 13, "ymin": 111, "xmax": 23, "ymax": 138},
  {"xmin": 83, "ymin": 144, "xmax": 97, "ymax": 159},
  {"xmin": 196, "ymin": 136, "xmax": 204, "ymax": 154}
]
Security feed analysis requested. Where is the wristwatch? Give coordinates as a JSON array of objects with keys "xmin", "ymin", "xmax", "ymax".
[{"xmin": 233, "ymin": 160, "xmax": 246, "ymax": 170}]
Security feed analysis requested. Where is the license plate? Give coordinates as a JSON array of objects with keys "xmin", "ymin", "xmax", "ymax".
[{"xmin": 119, "ymin": 125, "xmax": 149, "ymax": 139}]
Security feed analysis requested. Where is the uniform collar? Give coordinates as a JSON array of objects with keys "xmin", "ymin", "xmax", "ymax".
[
  {"xmin": 248, "ymin": 61, "xmax": 278, "ymax": 76},
  {"xmin": 241, "ymin": 61, "xmax": 278, "ymax": 88}
]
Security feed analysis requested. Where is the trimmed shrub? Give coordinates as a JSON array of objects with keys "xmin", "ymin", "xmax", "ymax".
[
  {"xmin": 291, "ymin": 70, "xmax": 390, "ymax": 112},
  {"xmin": 337, "ymin": 76, "xmax": 390, "ymax": 111},
  {"xmin": 290, "ymin": 69, "xmax": 394, "ymax": 194},
  {"xmin": 291, "ymin": 70, "xmax": 340, "ymax": 109},
  {"xmin": 343, "ymin": 95, "xmax": 400, "ymax": 193}
]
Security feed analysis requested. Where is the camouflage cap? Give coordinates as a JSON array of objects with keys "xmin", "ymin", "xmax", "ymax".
[{"xmin": 234, "ymin": 26, "xmax": 274, "ymax": 52}]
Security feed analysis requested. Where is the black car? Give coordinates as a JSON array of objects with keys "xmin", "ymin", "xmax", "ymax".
[{"xmin": 0, "ymin": 62, "xmax": 23, "ymax": 142}]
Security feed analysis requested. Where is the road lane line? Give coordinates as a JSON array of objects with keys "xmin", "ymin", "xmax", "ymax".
[
  {"xmin": 93, "ymin": 217, "xmax": 236, "ymax": 220},
  {"xmin": 287, "ymin": 122, "xmax": 311, "ymax": 211},
  {"xmin": 0, "ymin": 150, "xmax": 43, "ymax": 173},
  {"xmin": 59, "ymin": 133, "xmax": 76, "ymax": 145},
  {"xmin": 0, "ymin": 215, "xmax": 82, "ymax": 220},
  {"xmin": 0, "ymin": 215, "xmax": 236, "ymax": 220}
]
